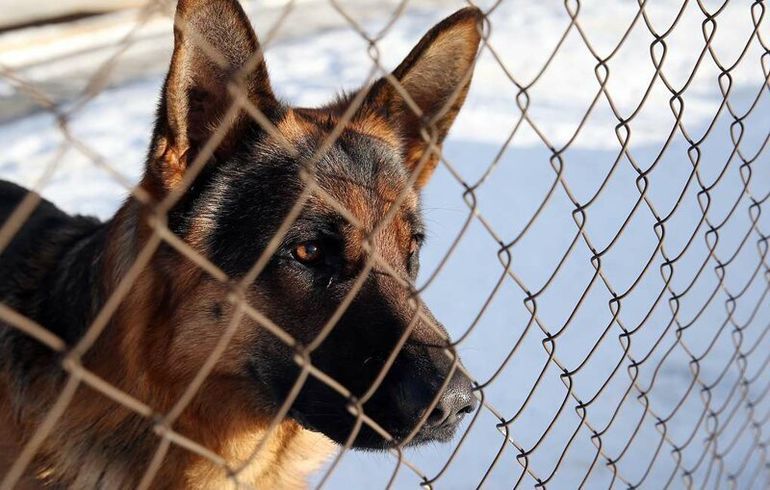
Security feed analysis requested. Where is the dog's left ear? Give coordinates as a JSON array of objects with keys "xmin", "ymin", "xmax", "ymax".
[
  {"xmin": 363, "ymin": 7, "xmax": 483, "ymax": 188},
  {"xmin": 149, "ymin": 0, "xmax": 278, "ymax": 192}
]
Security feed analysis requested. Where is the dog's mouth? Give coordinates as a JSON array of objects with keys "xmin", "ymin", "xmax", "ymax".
[
  {"xmin": 287, "ymin": 405, "xmax": 465, "ymax": 450},
  {"xmin": 248, "ymin": 353, "xmax": 473, "ymax": 450}
]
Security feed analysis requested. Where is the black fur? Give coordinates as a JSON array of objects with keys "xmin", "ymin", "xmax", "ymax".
[{"xmin": 0, "ymin": 181, "xmax": 105, "ymax": 413}]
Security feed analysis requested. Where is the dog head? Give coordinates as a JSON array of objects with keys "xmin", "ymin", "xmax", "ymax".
[{"xmin": 133, "ymin": 0, "xmax": 482, "ymax": 449}]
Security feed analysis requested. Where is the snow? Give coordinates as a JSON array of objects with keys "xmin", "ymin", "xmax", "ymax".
[{"xmin": 1, "ymin": 0, "xmax": 769, "ymax": 488}]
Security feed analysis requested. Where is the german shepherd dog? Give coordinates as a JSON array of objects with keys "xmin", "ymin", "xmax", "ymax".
[{"xmin": 0, "ymin": 0, "xmax": 482, "ymax": 487}]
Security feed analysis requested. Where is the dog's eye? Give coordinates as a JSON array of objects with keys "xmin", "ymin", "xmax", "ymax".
[{"xmin": 293, "ymin": 241, "xmax": 324, "ymax": 265}]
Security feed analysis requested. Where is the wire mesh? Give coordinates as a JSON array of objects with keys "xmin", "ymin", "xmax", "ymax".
[{"xmin": 0, "ymin": 0, "xmax": 769, "ymax": 488}]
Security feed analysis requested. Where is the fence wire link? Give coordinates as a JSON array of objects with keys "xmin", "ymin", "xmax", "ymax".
[{"xmin": 1, "ymin": 0, "xmax": 769, "ymax": 488}]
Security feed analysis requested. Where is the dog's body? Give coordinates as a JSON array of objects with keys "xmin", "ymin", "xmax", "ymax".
[
  {"xmin": 0, "ymin": 1, "xmax": 482, "ymax": 487},
  {"xmin": 0, "ymin": 180, "xmax": 334, "ymax": 489}
]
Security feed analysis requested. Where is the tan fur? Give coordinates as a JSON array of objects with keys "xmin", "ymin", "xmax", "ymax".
[
  {"xmin": 363, "ymin": 8, "xmax": 482, "ymax": 188},
  {"xmin": 156, "ymin": 137, "xmax": 188, "ymax": 193},
  {"xmin": 277, "ymin": 109, "xmax": 316, "ymax": 145},
  {"xmin": 184, "ymin": 421, "xmax": 332, "ymax": 489},
  {"xmin": 347, "ymin": 115, "xmax": 401, "ymax": 148}
]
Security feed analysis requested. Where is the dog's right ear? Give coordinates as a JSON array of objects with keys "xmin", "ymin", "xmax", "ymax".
[{"xmin": 148, "ymin": 0, "xmax": 277, "ymax": 193}]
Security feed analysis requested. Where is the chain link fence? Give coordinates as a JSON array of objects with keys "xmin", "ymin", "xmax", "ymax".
[{"xmin": 1, "ymin": 0, "xmax": 769, "ymax": 488}]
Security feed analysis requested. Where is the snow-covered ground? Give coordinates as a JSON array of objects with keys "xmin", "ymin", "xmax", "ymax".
[{"xmin": 1, "ymin": 0, "xmax": 769, "ymax": 488}]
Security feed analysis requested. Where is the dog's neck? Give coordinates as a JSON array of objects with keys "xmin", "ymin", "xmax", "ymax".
[
  {"xmin": 82, "ymin": 198, "xmax": 336, "ymax": 488},
  {"xmin": 2, "ymin": 387, "xmax": 332, "ymax": 489}
]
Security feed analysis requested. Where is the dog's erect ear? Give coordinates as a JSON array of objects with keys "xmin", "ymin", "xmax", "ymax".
[
  {"xmin": 150, "ymin": 0, "xmax": 277, "ymax": 191},
  {"xmin": 364, "ymin": 7, "xmax": 483, "ymax": 188}
]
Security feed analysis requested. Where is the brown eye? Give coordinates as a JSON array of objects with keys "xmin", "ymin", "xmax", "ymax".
[{"xmin": 293, "ymin": 241, "xmax": 323, "ymax": 264}]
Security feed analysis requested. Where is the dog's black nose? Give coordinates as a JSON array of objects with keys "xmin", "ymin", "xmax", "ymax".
[
  {"xmin": 395, "ymin": 367, "xmax": 477, "ymax": 437},
  {"xmin": 424, "ymin": 371, "xmax": 477, "ymax": 429}
]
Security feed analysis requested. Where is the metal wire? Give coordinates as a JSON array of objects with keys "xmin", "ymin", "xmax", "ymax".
[{"xmin": 0, "ymin": 0, "xmax": 769, "ymax": 488}]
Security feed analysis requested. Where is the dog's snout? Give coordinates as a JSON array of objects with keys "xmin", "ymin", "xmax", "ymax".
[
  {"xmin": 394, "ymin": 365, "xmax": 476, "ymax": 442},
  {"xmin": 425, "ymin": 372, "xmax": 477, "ymax": 429}
]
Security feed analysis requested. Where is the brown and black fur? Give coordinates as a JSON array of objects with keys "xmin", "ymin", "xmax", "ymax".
[{"xmin": 0, "ymin": 0, "xmax": 483, "ymax": 488}]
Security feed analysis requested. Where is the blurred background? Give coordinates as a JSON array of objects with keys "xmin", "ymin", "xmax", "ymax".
[{"xmin": 1, "ymin": 0, "xmax": 769, "ymax": 488}]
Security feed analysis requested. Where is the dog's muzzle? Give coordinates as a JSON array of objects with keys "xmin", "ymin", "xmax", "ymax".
[{"xmin": 394, "ymin": 368, "xmax": 477, "ymax": 444}]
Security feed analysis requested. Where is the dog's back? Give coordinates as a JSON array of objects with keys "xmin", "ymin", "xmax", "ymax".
[
  {"xmin": 0, "ymin": 179, "xmax": 107, "ymax": 415},
  {"xmin": 0, "ymin": 180, "xmax": 114, "ymax": 485},
  {"xmin": 0, "ymin": 180, "xmax": 103, "ymax": 340},
  {"xmin": 0, "ymin": 179, "xmax": 68, "ymax": 275},
  {"xmin": 0, "ymin": 179, "xmax": 77, "ymax": 291}
]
